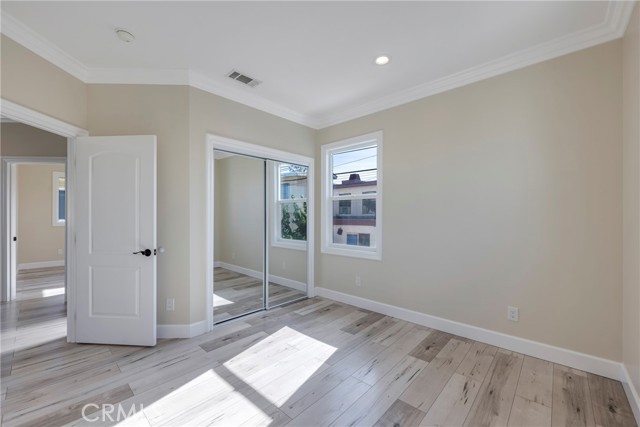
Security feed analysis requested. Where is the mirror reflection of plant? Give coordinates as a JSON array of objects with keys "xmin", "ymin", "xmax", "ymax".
[{"xmin": 281, "ymin": 195, "xmax": 307, "ymax": 240}]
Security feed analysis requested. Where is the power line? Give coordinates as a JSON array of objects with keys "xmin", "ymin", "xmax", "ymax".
[{"xmin": 333, "ymin": 154, "xmax": 376, "ymax": 168}]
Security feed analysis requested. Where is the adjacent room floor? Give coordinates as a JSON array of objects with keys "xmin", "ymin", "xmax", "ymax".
[{"xmin": 0, "ymin": 268, "xmax": 637, "ymax": 426}]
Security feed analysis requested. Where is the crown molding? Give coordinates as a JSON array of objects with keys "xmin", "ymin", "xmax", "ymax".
[
  {"xmin": 2, "ymin": 2, "xmax": 635, "ymax": 130},
  {"xmin": 609, "ymin": 0, "xmax": 637, "ymax": 38},
  {"xmin": 1, "ymin": 12, "xmax": 89, "ymax": 81},
  {"xmin": 0, "ymin": 11, "xmax": 315, "ymax": 127},
  {"xmin": 313, "ymin": 0, "xmax": 637, "ymax": 128},
  {"xmin": 86, "ymin": 68, "xmax": 191, "ymax": 85},
  {"xmin": 188, "ymin": 71, "xmax": 317, "ymax": 128}
]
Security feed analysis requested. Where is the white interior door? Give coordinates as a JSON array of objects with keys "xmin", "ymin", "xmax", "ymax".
[
  {"xmin": 9, "ymin": 164, "xmax": 17, "ymax": 301},
  {"xmin": 74, "ymin": 136, "xmax": 157, "ymax": 346}
]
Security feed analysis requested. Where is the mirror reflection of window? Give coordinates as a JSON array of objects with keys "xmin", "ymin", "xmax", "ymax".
[{"xmin": 276, "ymin": 163, "xmax": 308, "ymax": 245}]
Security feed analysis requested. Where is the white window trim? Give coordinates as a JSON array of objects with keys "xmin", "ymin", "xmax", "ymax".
[
  {"xmin": 321, "ymin": 131, "xmax": 383, "ymax": 260},
  {"xmin": 52, "ymin": 171, "xmax": 65, "ymax": 227},
  {"xmin": 271, "ymin": 162, "xmax": 308, "ymax": 251}
]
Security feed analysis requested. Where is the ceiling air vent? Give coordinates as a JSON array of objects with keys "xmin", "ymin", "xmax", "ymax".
[{"xmin": 226, "ymin": 70, "xmax": 261, "ymax": 88}]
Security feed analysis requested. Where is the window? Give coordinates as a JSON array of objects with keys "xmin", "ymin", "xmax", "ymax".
[
  {"xmin": 339, "ymin": 200, "xmax": 351, "ymax": 215},
  {"xmin": 321, "ymin": 131, "xmax": 382, "ymax": 260},
  {"xmin": 52, "ymin": 171, "xmax": 65, "ymax": 226},
  {"xmin": 273, "ymin": 162, "xmax": 308, "ymax": 249},
  {"xmin": 362, "ymin": 199, "xmax": 376, "ymax": 215}
]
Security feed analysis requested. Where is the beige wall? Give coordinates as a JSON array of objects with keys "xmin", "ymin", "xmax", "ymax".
[
  {"xmin": 86, "ymin": 85, "xmax": 315, "ymax": 325},
  {"xmin": 87, "ymin": 84, "xmax": 191, "ymax": 325},
  {"xmin": 187, "ymin": 87, "xmax": 315, "ymax": 323},
  {"xmin": 0, "ymin": 35, "xmax": 87, "ymax": 129},
  {"xmin": 623, "ymin": 4, "xmax": 640, "ymax": 395},
  {"xmin": 1, "ymin": 122, "xmax": 67, "ymax": 157},
  {"xmin": 17, "ymin": 164, "xmax": 65, "ymax": 265},
  {"xmin": 317, "ymin": 41, "xmax": 623, "ymax": 361}
]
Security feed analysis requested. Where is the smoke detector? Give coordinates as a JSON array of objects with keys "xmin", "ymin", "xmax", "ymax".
[{"xmin": 115, "ymin": 29, "xmax": 135, "ymax": 43}]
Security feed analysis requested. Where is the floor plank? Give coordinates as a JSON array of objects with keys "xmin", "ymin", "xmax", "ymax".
[
  {"xmin": 373, "ymin": 399, "xmax": 427, "ymax": 427},
  {"xmin": 400, "ymin": 338, "xmax": 473, "ymax": 412},
  {"xmin": 2, "ymin": 267, "xmax": 637, "ymax": 427},
  {"xmin": 588, "ymin": 373, "xmax": 637, "ymax": 427},
  {"xmin": 552, "ymin": 365, "xmax": 596, "ymax": 427},
  {"xmin": 420, "ymin": 373, "xmax": 482, "ymax": 427},
  {"xmin": 408, "ymin": 330, "xmax": 456, "ymax": 363},
  {"xmin": 463, "ymin": 350, "xmax": 524, "ymax": 427},
  {"xmin": 330, "ymin": 355, "xmax": 427, "ymax": 427}
]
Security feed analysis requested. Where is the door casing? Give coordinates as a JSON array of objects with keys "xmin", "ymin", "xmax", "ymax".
[{"xmin": 0, "ymin": 99, "xmax": 89, "ymax": 342}]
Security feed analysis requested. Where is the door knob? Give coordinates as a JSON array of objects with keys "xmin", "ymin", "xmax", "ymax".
[{"xmin": 133, "ymin": 249, "xmax": 152, "ymax": 257}]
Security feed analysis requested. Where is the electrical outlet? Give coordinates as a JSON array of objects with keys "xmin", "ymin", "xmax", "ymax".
[
  {"xmin": 57, "ymin": 248, "xmax": 63, "ymax": 255},
  {"xmin": 355, "ymin": 275, "xmax": 362, "ymax": 287},
  {"xmin": 231, "ymin": 252, "xmax": 236, "ymax": 260},
  {"xmin": 508, "ymin": 306, "xmax": 519, "ymax": 322},
  {"xmin": 282, "ymin": 261, "xmax": 286, "ymax": 270},
  {"xmin": 166, "ymin": 298, "xmax": 175, "ymax": 311}
]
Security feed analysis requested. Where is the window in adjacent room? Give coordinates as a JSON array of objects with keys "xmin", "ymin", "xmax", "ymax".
[{"xmin": 52, "ymin": 171, "xmax": 65, "ymax": 226}]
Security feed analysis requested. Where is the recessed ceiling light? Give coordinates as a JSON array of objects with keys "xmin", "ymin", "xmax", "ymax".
[
  {"xmin": 115, "ymin": 29, "xmax": 135, "ymax": 43},
  {"xmin": 374, "ymin": 55, "xmax": 390, "ymax": 65}
]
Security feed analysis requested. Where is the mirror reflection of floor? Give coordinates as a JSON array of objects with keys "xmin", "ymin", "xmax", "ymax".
[{"xmin": 213, "ymin": 267, "xmax": 306, "ymax": 323}]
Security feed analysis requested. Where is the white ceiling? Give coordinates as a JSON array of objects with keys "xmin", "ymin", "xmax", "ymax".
[{"xmin": 0, "ymin": 1, "xmax": 634, "ymax": 128}]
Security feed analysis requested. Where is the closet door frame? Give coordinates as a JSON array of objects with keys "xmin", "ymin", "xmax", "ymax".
[{"xmin": 206, "ymin": 134, "xmax": 315, "ymax": 331}]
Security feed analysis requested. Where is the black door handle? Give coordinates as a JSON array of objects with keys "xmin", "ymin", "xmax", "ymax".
[{"xmin": 133, "ymin": 249, "xmax": 152, "ymax": 257}]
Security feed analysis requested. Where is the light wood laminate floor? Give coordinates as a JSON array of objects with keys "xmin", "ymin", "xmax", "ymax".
[
  {"xmin": 0, "ymin": 268, "xmax": 637, "ymax": 426},
  {"xmin": 214, "ymin": 267, "xmax": 306, "ymax": 322}
]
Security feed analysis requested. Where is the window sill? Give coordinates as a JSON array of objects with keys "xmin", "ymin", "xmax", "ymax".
[
  {"xmin": 321, "ymin": 245, "xmax": 381, "ymax": 261},
  {"xmin": 272, "ymin": 239, "xmax": 307, "ymax": 251}
]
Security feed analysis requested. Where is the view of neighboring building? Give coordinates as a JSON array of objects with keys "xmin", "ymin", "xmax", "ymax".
[{"xmin": 332, "ymin": 170, "xmax": 377, "ymax": 247}]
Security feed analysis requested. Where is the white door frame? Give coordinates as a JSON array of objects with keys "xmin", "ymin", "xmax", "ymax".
[
  {"xmin": 206, "ymin": 133, "xmax": 315, "ymax": 330},
  {"xmin": 2, "ymin": 157, "xmax": 66, "ymax": 300},
  {"xmin": 1, "ymin": 98, "xmax": 88, "ymax": 342}
]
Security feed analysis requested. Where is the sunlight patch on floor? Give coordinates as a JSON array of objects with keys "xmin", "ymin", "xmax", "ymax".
[
  {"xmin": 224, "ymin": 326, "xmax": 336, "ymax": 407},
  {"xmin": 141, "ymin": 368, "xmax": 268, "ymax": 425},
  {"xmin": 213, "ymin": 293, "xmax": 235, "ymax": 307},
  {"xmin": 41, "ymin": 287, "xmax": 65, "ymax": 297}
]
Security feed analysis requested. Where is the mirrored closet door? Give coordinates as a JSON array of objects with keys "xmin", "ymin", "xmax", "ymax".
[
  {"xmin": 267, "ymin": 161, "xmax": 308, "ymax": 308},
  {"xmin": 212, "ymin": 150, "xmax": 309, "ymax": 324},
  {"xmin": 213, "ymin": 150, "xmax": 266, "ymax": 322}
]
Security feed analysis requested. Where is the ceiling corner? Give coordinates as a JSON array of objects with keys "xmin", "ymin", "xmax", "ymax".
[
  {"xmin": 607, "ymin": 0, "xmax": 638, "ymax": 37},
  {"xmin": 1, "ymin": 11, "xmax": 89, "ymax": 81}
]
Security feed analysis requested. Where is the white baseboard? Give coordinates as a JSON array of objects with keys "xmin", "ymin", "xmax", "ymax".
[
  {"xmin": 316, "ymin": 287, "xmax": 623, "ymax": 381},
  {"xmin": 621, "ymin": 365, "xmax": 640, "ymax": 424},
  {"xmin": 215, "ymin": 261, "xmax": 307, "ymax": 292},
  {"xmin": 18, "ymin": 260, "xmax": 64, "ymax": 270},
  {"xmin": 157, "ymin": 320, "xmax": 208, "ymax": 339}
]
